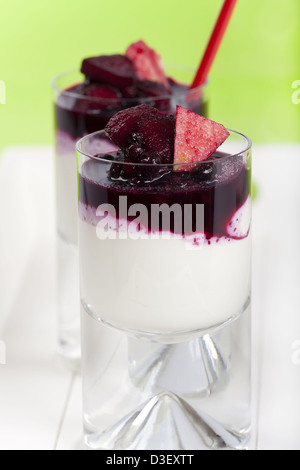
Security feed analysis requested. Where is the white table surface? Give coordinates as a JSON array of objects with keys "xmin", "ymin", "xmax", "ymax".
[{"xmin": 0, "ymin": 143, "xmax": 300, "ymax": 451}]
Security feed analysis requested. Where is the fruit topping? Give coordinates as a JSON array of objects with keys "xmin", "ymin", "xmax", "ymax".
[
  {"xmin": 81, "ymin": 54, "xmax": 136, "ymax": 88},
  {"xmin": 132, "ymin": 112, "xmax": 175, "ymax": 165},
  {"xmin": 67, "ymin": 83, "xmax": 121, "ymax": 112},
  {"xmin": 136, "ymin": 80, "xmax": 170, "ymax": 111},
  {"xmin": 104, "ymin": 103, "xmax": 229, "ymax": 184},
  {"xmin": 105, "ymin": 104, "xmax": 175, "ymax": 165},
  {"xmin": 82, "ymin": 83, "xmax": 121, "ymax": 100},
  {"xmin": 125, "ymin": 40, "xmax": 170, "ymax": 89},
  {"xmin": 174, "ymin": 106, "xmax": 229, "ymax": 172},
  {"xmin": 105, "ymin": 104, "xmax": 176, "ymax": 183},
  {"xmin": 105, "ymin": 104, "xmax": 158, "ymax": 148},
  {"xmin": 120, "ymin": 85, "xmax": 139, "ymax": 99},
  {"xmin": 136, "ymin": 80, "xmax": 169, "ymax": 98}
]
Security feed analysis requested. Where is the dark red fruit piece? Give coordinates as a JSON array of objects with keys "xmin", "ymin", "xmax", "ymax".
[
  {"xmin": 81, "ymin": 54, "xmax": 136, "ymax": 88},
  {"xmin": 83, "ymin": 83, "xmax": 121, "ymax": 100},
  {"xmin": 120, "ymin": 84, "xmax": 139, "ymax": 98},
  {"xmin": 136, "ymin": 80, "xmax": 169, "ymax": 97},
  {"xmin": 136, "ymin": 80, "xmax": 170, "ymax": 111},
  {"xmin": 71, "ymin": 83, "xmax": 121, "ymax": 112},
  {"xmin": 132, "ymin": 112, "xmax": 176, "ymax": 164},
  {"xmin": 105, "ymin": 104, "xmax": 158, "ymax": 148},
  {"xmin": 125, "ymin": 40, "xmax": 169, "ymax": 89}
]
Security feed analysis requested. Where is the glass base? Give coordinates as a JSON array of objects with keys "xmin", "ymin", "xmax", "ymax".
[
  {"xmin": 56, "ymin": 232, "xmax": 81, "ymax": 371},
  {"xmin": 85, "ymin": 391, "xmax": 250, "ymax": 450},
  {"xmin": 82, "ymin": 304, "xmax": 251, "ymax": 451}
]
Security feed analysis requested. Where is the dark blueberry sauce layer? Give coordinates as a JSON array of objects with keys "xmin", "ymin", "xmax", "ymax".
[
  {"xmin": 54, "ymin": 79, "xmax": 207, "ymax": 140},
  {"xmin": 79, "ymin": 152, "xmax": 250, "ymax": 239}
]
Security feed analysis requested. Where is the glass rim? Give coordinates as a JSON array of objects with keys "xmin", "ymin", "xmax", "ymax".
[
  {"xmin": 51, "ymin": 65, "xmax": 209, "ymax": 104},
  {"xmin": 76, "ymin": 129, "xmax": 252, "ymax": 169}
]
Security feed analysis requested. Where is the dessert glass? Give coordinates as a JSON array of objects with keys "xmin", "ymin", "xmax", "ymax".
[
  {"xmin": 51, "ymin": 67, "xmax": 208, "ymax": 369},
  {"xmin": 76, "ymin": 129, "xmax": 252, "ymax": 450}
]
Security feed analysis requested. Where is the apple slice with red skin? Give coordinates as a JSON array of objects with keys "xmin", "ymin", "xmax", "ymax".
[
  {"xmin": 126, "ymin": 40, "xmax": 170, "ymax": 90},
  {"xmin": 174, "ymin": 106, "xmax": 229, "ymax": 172}
]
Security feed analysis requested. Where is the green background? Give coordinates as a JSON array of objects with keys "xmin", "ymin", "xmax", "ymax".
[{"xmin": 0, "ymin": 0, "xmax": 299, "ymax": 150}]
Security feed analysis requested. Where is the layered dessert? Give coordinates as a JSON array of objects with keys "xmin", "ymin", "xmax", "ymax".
[
  {"xmin": 53, "ymin": 41, "xmax": 208, "ymax": 363},
  {"xmin": 54, "ymin": 40, "xmax": 207, "ymax": 244},
  {"xmin": 78, "ymin": 105, "xmax": 251, "ymax": 339}
]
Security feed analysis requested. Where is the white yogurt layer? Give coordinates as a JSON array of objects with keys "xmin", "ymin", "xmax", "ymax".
[
  {"xmin": 78, "ymin": 205, "xmax": 251, "ymax": 338},
  {"xmin": 55, "ymin": 130, "xmax": 78, "ymax": 245}
]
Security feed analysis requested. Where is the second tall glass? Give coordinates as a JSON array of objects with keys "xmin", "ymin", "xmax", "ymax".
[{"xmin": 52, "ymin": 66, "xmax": 208, "ymax": 369}]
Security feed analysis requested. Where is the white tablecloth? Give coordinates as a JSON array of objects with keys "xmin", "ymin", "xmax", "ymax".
[{"xmin": 0, "ymin": 143, "xmax": 299, "ymax": 450}]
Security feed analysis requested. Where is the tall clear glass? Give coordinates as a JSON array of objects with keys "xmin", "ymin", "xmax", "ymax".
[
  {"xmin": 51, "ymin": 67, "xmax": 208, "ymax": 370},
  {"xmin": 76, "ymin": 129, "xmax": 252, "ymax": 450}
]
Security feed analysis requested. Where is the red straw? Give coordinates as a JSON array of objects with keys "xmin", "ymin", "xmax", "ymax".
[{"xmin": 190, "ymin": 0, "xmax": 238, "ymax": 89}]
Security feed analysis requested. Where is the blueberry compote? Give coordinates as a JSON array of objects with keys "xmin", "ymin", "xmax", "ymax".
[{"xmin": 79, "ymin": 148, "xmax": 250, "ymax": 240}]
